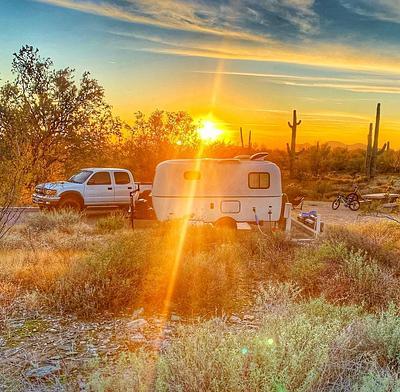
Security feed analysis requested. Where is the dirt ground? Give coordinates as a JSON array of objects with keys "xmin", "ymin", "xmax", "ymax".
[{"xmin": 297, "ymin": 200, "xmax": 398, "ymax": 226}]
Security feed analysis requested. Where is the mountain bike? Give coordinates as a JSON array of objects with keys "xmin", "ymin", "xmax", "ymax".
[{"xmin": 332, "ymin": 193, "xmax": 360, "ymax": 211}]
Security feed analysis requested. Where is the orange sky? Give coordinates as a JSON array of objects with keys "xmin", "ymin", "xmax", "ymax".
[{"xmin": 2, "ymin": 0, "xmax": 400, "ymax": 149}]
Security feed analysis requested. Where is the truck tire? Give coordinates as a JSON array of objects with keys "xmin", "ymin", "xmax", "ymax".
[
  {"xmin": 57, "ymin": 195, "xmax": 83, "ymax": 212},
  {"xmin": 214, "ymin": 217, "xmax": 237, "ymax": 229}
]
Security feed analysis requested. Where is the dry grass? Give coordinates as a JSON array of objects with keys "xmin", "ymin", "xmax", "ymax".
[
  {"xmin": 1, "ymin": 211, "xmax": 400, "ymax": 390},
  {"xmin": 1, "ymin": 212, "xmax": 400, "ymax": 317},
  {"xmin": 87, "ymin": 296, "xmax": 400, "ymax": 392}
]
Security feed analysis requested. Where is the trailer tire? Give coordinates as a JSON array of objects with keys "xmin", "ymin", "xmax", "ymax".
[
  {"xmin": 57, "ymin": 194, "xmax": 83, "ymax": 212},
  {"xmin": 214, "ymin": 217, "xmax": 237, "ymax": 229}
]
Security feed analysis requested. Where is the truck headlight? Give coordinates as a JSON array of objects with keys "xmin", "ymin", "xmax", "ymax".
[{"xmin": 44, "ymin": 189, "xmax": 57, "ymax": 196}]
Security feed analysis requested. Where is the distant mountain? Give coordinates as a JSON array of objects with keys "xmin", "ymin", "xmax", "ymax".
[
  {"xmin": 325, "ymin": 141, "xmax": 366, "ymax": 150},
  {"xmin": 297, "ymin": 141, "xmax": 366, "ymax": 150}
]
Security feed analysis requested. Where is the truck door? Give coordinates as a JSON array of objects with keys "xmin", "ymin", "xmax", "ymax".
[
  {"xmin": 85, "ymin": 171, "xmax": 115, "ymax": 205},
  {"xmin": 113, "ymin": 171, "xmax": 133, "ymax": 204}
]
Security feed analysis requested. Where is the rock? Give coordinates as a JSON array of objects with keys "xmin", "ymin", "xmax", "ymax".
[
  {"xmin": 229, "ymin": 315, "xmax": 241, "ymax": 323},
  {"xmin": 243, "ymin": 315, "xmax": 255, "ymax": 321},
  {"xmin": 132, "ymin": 307, "xmax": 144, "ymax": 319},
  {"xmin": 129, "ymin": 333, "xmax": 146, "ymax": 344},
  {"xmin": 25, "ymin": 364, "xmax": 61, "ymax": 379},
  {"xmin": 170, "ymin": 314, "xmax": 181, "ymax": 322},
  {"xmin": 127, "ymin": 318, "xmax": 148, "ymax": 331},
  {"xmin": 0, "ymin": 337, "xmax": 5, "ymax": 347}
]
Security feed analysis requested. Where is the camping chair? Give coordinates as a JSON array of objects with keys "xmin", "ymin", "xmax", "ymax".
[{"xmin": 292, "ymin": 196, "xmax": 305, "ymax": 210}]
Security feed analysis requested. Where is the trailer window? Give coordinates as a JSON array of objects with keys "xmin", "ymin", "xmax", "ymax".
[
  {"xmin": 184, "ymin": 171, "xmax": 201, "ymax": 180},
  {"xmin": 248, "ymin": 172, "xmax": 270, "ymax": 189}
]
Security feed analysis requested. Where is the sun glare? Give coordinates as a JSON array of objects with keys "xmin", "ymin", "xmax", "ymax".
[{"xmin": 198, "ymin": 120, "xmax": 222, "ymax": 142}]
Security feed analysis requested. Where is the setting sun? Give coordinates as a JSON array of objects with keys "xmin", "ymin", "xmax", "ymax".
[{"xmin": 198, "ymin": 120, "xmax": 222, "ymax": 142}]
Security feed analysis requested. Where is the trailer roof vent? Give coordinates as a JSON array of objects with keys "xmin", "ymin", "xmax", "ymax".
[{"xmin": 250, "ymin": 152, "xmax": 269, "ymax": 161}]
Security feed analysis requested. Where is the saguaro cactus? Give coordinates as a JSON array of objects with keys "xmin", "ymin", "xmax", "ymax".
[
  {"xmin": 365, "ymin": 123, "xmax": 373, "ymax": 175},
  {"xmin": 366, "ymin": 103, "xmax": 389, "ymax": 179},
  {"xmin": 286, "ymin": 110, "xmax": 302, "ymax": 178},
  {"xmin": 239, "ymin": 128, "xmax": 252, "ymax": 151},
  {"xmin": 248, "ymin": 130, "xmax": 252, "ymax": 149}
]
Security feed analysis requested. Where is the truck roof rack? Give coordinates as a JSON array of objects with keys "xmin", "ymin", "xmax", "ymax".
[{"xmin": 250, "ymin": 152, "xmax": 269, "ymax": 161}]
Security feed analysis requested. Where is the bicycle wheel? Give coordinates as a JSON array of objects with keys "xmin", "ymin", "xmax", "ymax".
[
  {"xmin": 346, "ymin": 192, "xmax": 359, "ymax": 202},
  {"xmin": 349, "ymin": 200, "xmax": 360, "ymax": 211},
  {"xmin": 332, "ymin": 198, "xmax": 340, "ymax": 210}
]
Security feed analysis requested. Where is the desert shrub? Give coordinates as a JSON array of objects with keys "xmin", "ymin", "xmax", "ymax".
[
  {"xmin": 88, "ymin": 300, "xmax": 400, "ymax": 391},
  {"xmin": 329, "ymin": 250, "xmax": 397, "ymax": 310},
  {"xmin": 316, "ymin": 304, "xmax": 400, "ymax": 390},
  {"xmin": 290, "ymin": 242, "xmax": 347, "ymax": 295},
  {"xmin": 49, "ymin": 231, "xmax": 153, "ymax": 315},
  {"xmin": 250, "ymin": 231, "xmax": 295, "ymax": 280},
  {"xmin": 88, "ymin": 351, "xmax": 155, "ymax": 392},
  {"xmin": 95, "ymin": 211, "xmax": 127, "ymax": 233},
  {"xmin": 254, "ymin": 281, "xmax": 302, "ymax": 311},
  {"xmin": 284, "ymin": 182, "xmax": 304, "ymax": 202},
  {"xmin": 48, "ymin": 225, "xmax": 257, "ymax": 316},
  {"xmin": 24, "ymin": 209, "xmax": 83, "ymax": 233},
  {"xmin": 88, "ymin": 299, "xmax": 365, "ymax": 392},
  {"xmin": 326, "ymin": 223, "xmax": 400, "ymax": 269},
  {"xmin": 352, "ymin": 372, "xmax": 400, "ymax": 392},
  {"xmin": 173, "ymin": 243, "xmax": 250, "ymax": 313},
  {"xmin": 312, "ymin": 180, "xmax": 333, "ymax": 200},
  {"xmin": 290, "ymin": 241, "xmax": 399, "ymax": 310}
]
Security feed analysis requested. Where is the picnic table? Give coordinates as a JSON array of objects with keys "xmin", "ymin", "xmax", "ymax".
[
  {"xmin": 363, "ymin": 193, "xmax": 400, "ymax": 202},
  {"xmin": 362, "ymin": 193, "xmax": 400, "ymax": 212}
]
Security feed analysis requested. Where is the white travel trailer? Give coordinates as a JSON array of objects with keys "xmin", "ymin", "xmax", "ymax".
[{"xmin": 152, "ymin": 153, "xmax": 283, "ymax": 227}]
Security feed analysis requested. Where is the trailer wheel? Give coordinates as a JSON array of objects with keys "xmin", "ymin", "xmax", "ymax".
[{"xmin": 214, "ymin": 217, "xmax": 237, "ymax": 229}]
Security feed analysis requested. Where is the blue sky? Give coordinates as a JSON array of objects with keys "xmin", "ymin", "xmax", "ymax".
[{"xmin": 1, "ymin": 0, "xmax": 400, "ymax": 147}]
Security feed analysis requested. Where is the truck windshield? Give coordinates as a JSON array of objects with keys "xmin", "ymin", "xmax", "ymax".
[{"xmin": 68, "ymin": 170, "xmax": 93, "ymax": 184}]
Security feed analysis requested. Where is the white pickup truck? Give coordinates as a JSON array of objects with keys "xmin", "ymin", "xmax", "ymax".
[{"xmin": 32, "ymin": 168, "xmax": 152, "ymax": 211}]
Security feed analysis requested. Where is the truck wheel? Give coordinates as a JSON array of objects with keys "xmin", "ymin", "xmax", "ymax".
[
  {"xmin": 214, "ymin": 217, "xmax": 237, "ymax": 229},
  {"xmin": 57, "ymin": 195, "xmax": 83, "ymax": 212}
]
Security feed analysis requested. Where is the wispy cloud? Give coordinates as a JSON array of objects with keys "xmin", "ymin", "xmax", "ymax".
[
  {"xmin": 111, "ymin": 27, "xmax": 400, "ymax": 75},
  {"xmin": 340, "ymin": 0, "xmax": 400, "ymax": 24},
  {"xmin": 193, "ymin": 70, "xmax": 400, "ymax": 95},
  {"xmin": 34, "ymin": 0, "xmax": 316, "ymax": 42},
  {"xmin": 33, "ymin": 0, "xmax": 400, "ymax": 75}
]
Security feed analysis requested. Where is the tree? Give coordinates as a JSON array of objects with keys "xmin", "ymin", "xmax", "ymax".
[
  {"xmin": 0, "ymin": 45, "xmax": 120, "ymax": 187},
  {"xmin": 124, "ymin": 110, "xmax": 200, "ymax": 180}
]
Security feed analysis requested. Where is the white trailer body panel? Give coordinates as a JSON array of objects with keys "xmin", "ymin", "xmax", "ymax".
[{"xmin": 152, "ymin": 158, "xmax": 282, "ymax": 223}]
